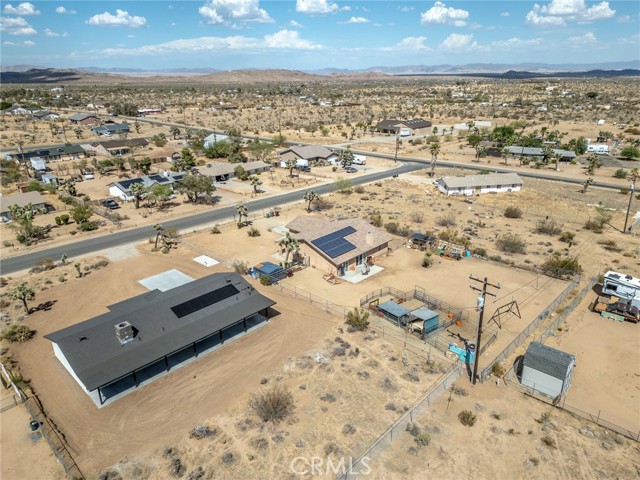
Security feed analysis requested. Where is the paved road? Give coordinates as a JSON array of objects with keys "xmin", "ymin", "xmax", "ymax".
[{"xmin": 0, "ymin": 162, "xmax": 422, "ymax": 274}]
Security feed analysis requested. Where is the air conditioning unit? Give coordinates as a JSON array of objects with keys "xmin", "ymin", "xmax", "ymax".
[{"xmin": 115, "ymin": 321, "xmax": 134, "ymax": 345}]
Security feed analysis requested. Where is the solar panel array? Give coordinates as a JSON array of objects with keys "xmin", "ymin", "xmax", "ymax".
[
  {"xmin": 119, "ymin": 178, "xmax": 145, "ymax": 190},
  {"xmin": 171, "ymin": 284, "xmax": 239, "ymax": 319},
  {"xmin": 311, "ymin": 226, "xmax": 357, "ymax": 259}
]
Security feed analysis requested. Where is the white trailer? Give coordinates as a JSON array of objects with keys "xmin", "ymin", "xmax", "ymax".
[
  {"xmin": 280, "ymin": 158, "xmax": 309, "ymax": 168},
  {"xmin": 353, "ymin": 154, "xmax": 367, "ymax": 165},
  {"xmin": 587, "ymin": 144, "xmax": 609, "ymax": 155},
  {"xmin": 602, "ymin": 271, "xmax": 640, "ymax": 308}
]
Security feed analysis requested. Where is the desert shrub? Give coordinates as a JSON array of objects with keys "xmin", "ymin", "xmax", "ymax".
[
  {"xmin": 458, "ymin": 410, "xmax": 477, "ymax": 427},
  {"xmin": 584, "ymin": 219, "xmax": 604, "ymax": 233},
  {"xmin": 496, "ymin": 234, "xmax": 526, "ymax": 254},
  {"xmin": 414, "ymin": 432, "xmax": 431, "ymax": 447},
  {"xmin": 384, "ymin": 222, "xmax": 411, "ymax": 237},
  {"xmin": 345, "ymin": 307, "xmax": 370, "ymax": 331},
  {"xmin": 438, "ymin": 229, "xmax": 471, "ymax": 248},
  {"xmin": 55, "ymin": 216, "xmax": 63, "ymax": 226},
  {"xmin": 335, "ymin": 177, "xmax": 353, "ymax": 193},
  {"xmin": 535, "ymin": 218, "xmax": 562, "ymax": 236},
  {"xmin": 541, "ymin": 435, "xmax": 557, "ymax": 448},
  {"xmin": 59, "ymin": 214, "xmax": 70, "ymax": 224},
  {"xmin": 436, "ymin": 212, "xmax": 457, "ymax": 227},
  {"xmin": 450, "ymin": 385, "xmax": 468, "ymax": 396},
  {"xmin": 598, "ymin": 239, "xmax": 622, "ymax": 252},
  {"xmin": 504, "ymin": 206, "xmax": 523, "ymax": 219},
  {"xmin": 471, "ymin": 247, "xmax": 487, "ymax": 257},
  {"xmin": 78, "ymin": 221, "xmax": 99, "ymax": 231},
  {"xmin": 31, "ymin": 257, "xmax": 56, "ymax": 273},
  {"xmin": 247, "ymin": 227, "xmax": 261, "ymax": 237},
  {"xmin": 1, "ymin": 324, "xmax": 34, "ymax": 343},
  {"xmin": 249, "ymin": 385, "xmax": 295, "ymax": 423},
  {"xmin": 421, "ymin": 254, "xmax": 432, "ymax": 268},
  {"xmin": 210, "ymin": 226, "xmax": 221, "ymax": 234},
  {"xmin": 259, "ymin": 275, "xmax": 272, "ymax": 286},
  {"xmin": 353, "ymin": 185, "xmax": 365, "ymax": 194},
  {"xmin": 613, "ymin": 168, "xmax": 627, "ymax": 179},
  {"xmin": 369, "ymin": 211, "xmax": 382, "ymax": 227},
  {"xmin": 232, "ymin": 260, "xmax": 249, "ymax": 275},
  {"xmin": 559, "ymin": 231, "xmax": 575, "ymax": 243},
  {"xmin": 189, "ymin": 424, "xmax": 215, "ymax": 440},
  {"xmin": 410, "ymin": 211, "xmax": 425, "ymax": 223},
  {"xmin": 541, "ymin": 254, "xmax": 582, "ymax": 278},
  {"xmin": 491, "ymin": 362, "xmax": 505, "ymax": 377}
]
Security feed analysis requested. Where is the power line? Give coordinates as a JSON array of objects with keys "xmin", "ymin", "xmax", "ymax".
[{"xmin": 469, "ymin": 275, "xmax": 500, "ymax": 385}]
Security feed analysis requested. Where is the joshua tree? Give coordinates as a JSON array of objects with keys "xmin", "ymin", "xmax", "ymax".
[
  {"xmin": 9, "ymin": 282, "xmax": 35, "ymax": 314},
  {"xmin": 278, "ymin": 233, "xmax": 300, "ymax": 266},
  {"xmin": 130, "ymin": 182, "xmax": 147, "ymax": 209},
  {"xmin": 501, "ymin": 147, "xmax": 510, "ymax": 166},
  {"xmin": 134, "ymin": 121, "xmax": 141, "ymax": 134},
  {"xmin": 581, "ymin": 177, "xmax": 594, "ymax": 193},
  {"xmin": 74, "ymin": 127, "xmax": 83, "ymax": 140},
  {"xmin": 429, "ymin": 141, "xmax": 441, "ymax": 176},
  {"xmin": 285, "ymin": 158, "xmax": 297, "ymax": 178},
  {"xmin": 236, "ymin": 204, "xmax": 248, "ymax": 227},
  {"xmin": 303, "ymin": 190, "xmax": 319, "ymax": 212},
  {"xmin": 250, "ymin": 175, "xmax": 263, "ymax": 194},
  {"xmin": 170, "ymin": 126, "xmax": 181, "ymax": 139}
]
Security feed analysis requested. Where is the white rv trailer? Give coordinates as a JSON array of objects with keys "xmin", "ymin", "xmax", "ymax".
[
  {"xmin": 602, "ymin": 271, "xmax": 640, "ymax": 307},
  {"xmin": 586, "ymin": 144, "xmax": 609, "ymax": 155}
]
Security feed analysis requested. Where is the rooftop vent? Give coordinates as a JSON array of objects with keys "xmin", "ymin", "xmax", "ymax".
[{"xmin": 115, "ymin": 321, "xmax": 134, "ymax": 345}]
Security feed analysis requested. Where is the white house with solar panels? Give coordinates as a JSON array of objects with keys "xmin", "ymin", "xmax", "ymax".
[
  {"xmin": 286, "ymin": 216, "xmax": 392, "ymax": 277},
  {"xmin": 436, "ymin": 172, "xmax": 523, "ymax": 196},
  {"xmin": 45, "ymin": 273, "xmax": 275, "ymax": 407},
  {"xmin": 108, "ymin": 173, "xmax": 185, "ymax": 201}
]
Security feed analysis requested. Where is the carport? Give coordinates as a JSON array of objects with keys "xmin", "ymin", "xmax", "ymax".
[
  {"xmin": 378, "ymin": 300, "xmax": 411, "ymax": 326},
  {"xmin": 252, "ymin": 261, "xmax": 286, "ymax": 282},
  {"xmin": 409, "ymin": 306, "xmax": 439, "ymax": 338}
]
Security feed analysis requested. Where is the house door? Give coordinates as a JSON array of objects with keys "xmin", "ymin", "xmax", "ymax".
[
  {"xmin": 475, "ymin": 186, "xmax": 481, "ymax": 194},
  {"xmin": 356, "ymin": 254, "xmax": 363, "ymax": 266},
  {"xmin": 339, "ymin": 262, "xmax": 349, "ymax": 276}
]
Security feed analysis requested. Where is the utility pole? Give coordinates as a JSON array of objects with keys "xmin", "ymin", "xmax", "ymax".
[
  {"xmin": 623, "ymin": 182, "xmax": 636, "ymax": 233},
  {"xmin": 394, "ymin": 134, "xmax": 399, "ymax": 164},
  {"xmin": 470, "ymin": 275, "xmax": 500, "ymax": 385}
]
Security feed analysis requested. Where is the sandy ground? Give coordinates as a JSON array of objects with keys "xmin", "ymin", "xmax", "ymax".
[
  {"xmin": 370, "ymin": 380, "xmax": 640, "ymax": 480},
  {"xmin": 0, "ymin": 388, "xmax": 67, "ymax": 480}
]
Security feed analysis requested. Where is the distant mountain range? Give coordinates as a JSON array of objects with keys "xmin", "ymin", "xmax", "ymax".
[{"xmin": 1, "ymin": 62, "xmax": 638, "ymax": 84}]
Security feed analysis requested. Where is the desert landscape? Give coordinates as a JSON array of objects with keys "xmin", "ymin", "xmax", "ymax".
[{"xmin": 1, "ymin": 42, "xmax": 640, "ymax": 480}]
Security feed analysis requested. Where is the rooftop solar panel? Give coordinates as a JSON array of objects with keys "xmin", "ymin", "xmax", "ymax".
[
  {"xmin": 119, "ymin": 178, "xmax": 144, "ymax": 189},
  {"xmin": 311, "ymin": 226, "xmax": 356, "ymax": 248},
  {"xmin": 170, "ymin": 284, "xmax": 239, "ymax": 319},
  {"xmin": 325, "ymin": 241, "xmax": 356, "ymax": 258}
]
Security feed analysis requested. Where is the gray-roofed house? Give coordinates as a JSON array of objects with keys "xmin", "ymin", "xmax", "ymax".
[
  {"xmin": 7, "ymin": 144, "xmax": 86, "ymax": 163},
  {"xmin": 521, "ymin": 342, "xmax": 575, "ymax": 399},
  {"xmin": 286, "ymin": 216, "xmax": 392, "ymax": 277},
  {"xmin": 44, "ymin": 272, "xmax": 276, "ymax": 406},
  {"xmin": 84, "ymin": 138, "xmax": 149, "ymax": 157},
  {"xmin": 41, "ymin": 173, "xmax": 59, "ymax": 187},
  {"xmin": 375, "ymin": 118, "xmax": 432, "ymax": 135},
  {"xmin": 0, "ymin": 191, "xmax": 47, "ymax": 222},
  {"xmin": 30, "ymin": 157, "xmax": 46, "ymax": 172},
  {"xmin": 278, "ymin": 145, "xmax": 338, "ymax": 165},
  {"xmin": 108, "ymin": 172, "xmax": 184, "ymax": 201},
  {"xmin": 436, "ymin": 172, "xmax": 523, "ymax": 196},
  {"xmin": 504, "ymin": 146, "xmax": 576, "ymax": 162},
  {"xmin": 203, "ymin": 133, "xmax": 229, "ymax": 149},
  {"xmin": 198, "ymin": 160, "xmax": 271, "ymax": 182},
  {"xmin": 91, "ymin": 123, "xmax": 131, "ymax": 136},
  {"xmin": 69, "ymin": 113, "xmax": 100, "ymax": 125}
]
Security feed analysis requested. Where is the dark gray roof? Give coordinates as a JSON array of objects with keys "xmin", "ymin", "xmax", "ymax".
[
  {"xmin": 96, "ymin": 138, "xmax": 148, "ymax": 149},
  {"xmin": 13, "ymin": 144, "xmax": 85, "ymax": 160},
  {"xmin": 45, "ymin": 272, "xmax": 275, "ymax": 391},
  {"xmin": 92, "ymin": 124, "xmax": 130, "ymax": 133},
  {"xmin": 523, "ymin": 342, "xmax": 575, "ymax": 380},
  {"xmin": 504, "ymin": 146, "xmax": 576, "ymax": 158},
  {"xmin": 379, "ymin": 300, "xmax": 411, "ymax": 319},
  {"xmin": 375, "ymin": 118, "xmax": 432, "ymax": 130},
  {"xmin": 69, "ymin": 113, "xmax": 98, "ymax": 121}
]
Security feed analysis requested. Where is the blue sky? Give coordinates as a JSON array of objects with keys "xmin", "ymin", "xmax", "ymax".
[{"xmin": 1, "ymin": 1, "xmax": 638, "ymax": 70}]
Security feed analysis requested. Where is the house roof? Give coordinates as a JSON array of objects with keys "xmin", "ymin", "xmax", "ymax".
[
  {"xmin": 109, "ymin": 173, "xmax": 184, "ymax": 194},
  {"xmin": 505, "ymin": 146, "xmax": 576, "ymax": 158},
  {"xmin": 12, "ymin": 144, "xmax": 85, "ymax": 161},
  {"xmin": 44, "ymin": 272, "xmax": 276, "ymax": 391},
  {"xmin": 379, "ymin": 300, "xmax": 411, "ymax": 319},
  {"xmin": 523, "ymin": 342, "xmax": 575, "ymax": 381},
  {"xmin": 203, "ymin": 133, "xmax": 229, "ymax": 143},
  {"xmin": 0, "ymin": 191, "xmax": 46, "ymax": 213},
  {"xmin": 92, "ymin": 124, "xmax": 130, "ymax": 133},
  {"xmin": 376, "ymin": 118, "xmax": 432, "ymax": 130},
  {"xmin": 439, "ymin": 172, "xmax": 523, "ymax": 189},
  {"xmin": 286, "ymin": 216, "xmax": 392, "ymax": 267},
  {"xmin": 280, "ymin": 145, "xmax": 335, "ymax": 161},
  {"xmin": 410, "ymin": 306, "xmax": 439, "ymax": 322},
  {"xmin": 69, "ymin": 113, "xmax": 98, "ymax": 122},
  {"xmin": 198, "ymin": 160, "xmax": 270, "ymax": 178},
  {"xmin": 96, "ymin": 138, "xmax": 149, "ymax": 149}
]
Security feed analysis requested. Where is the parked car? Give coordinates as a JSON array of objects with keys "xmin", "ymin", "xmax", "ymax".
[
  {"xmin": 102, "ymin": 199, "xmax": 120, "ymax": 210},
  {"xmin": 344, "ymin": 167, "xmax": 358, "ymax": 173},
  {"xmin": 296, "ymin": 165, "xmax": 311, "ymax": 173}
]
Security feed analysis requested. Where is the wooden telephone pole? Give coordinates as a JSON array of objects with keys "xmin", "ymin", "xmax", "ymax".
[{"xmin": 470, "ymin": 275, "xmax": 500, "ymax": 385}]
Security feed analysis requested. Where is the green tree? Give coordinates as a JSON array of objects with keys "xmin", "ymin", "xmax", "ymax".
[
  {"xmin": 234, "ymin": 165, "xmax": 248, "ymax": 181},
  {"xmin": 138, "ymin": 157, "xmax": 152, "ymax": 175},
  {"xmin": 339, "ymin": 148, "xmax": 355, "ymax": 169},
  {"xmin": 620, "ymin": 146, "xmax": 640, "ymax": 160},
  {"xmin": 71, "ymin": 204, "xmax": 93, "ymax": 226},
  {"xmin": 9, "ymin": 282, "xmax": 35, "ymax": 314},
  {"xmin": 567, "ymin": 136, "xmax": 588, "ymax": 155},
  {"xmin": 249, "ymin": 175, "xmax": 263, "ymax": 193},
  {"xmin": 429, "ymin": 141, "xmax": 441, "ymax": 176},
  {"xmin": 586, "ymin": 154, "xmax": 603, "ymax": 175},
  {"xmin": 173, "ymin": 147, "xmax": 196, "ymax": 172},
  {"xmin": 236, "ymin": 204, "xmax": 248, "ymax": 227},
  {"xmin": 467, "ymin": 133, "xmax": 485, "ymax": 162},
  {"xmin": 175, "ymin": 173, "xmax": 214, "ymax": 203},
  {"xmin": 134, "ymin": 121, "xmax": 141, "ymax": 134},
  {"xmin": 335, "ymin": 176, "xmax": 353, "ymax": 193},
  {"xmin": 345, "ymin": 307, "xmax": 370, "ymax": 331},
  {"xmin": 147, "ymin": 184, "xmax": 173, "ymax": 211},
  {"xmin": 225, "ymin": 128, "xmax": 245, "ymax": 163},
  {"xmin": 60, "ymin": 178, "xmax": 77, "ymax": 196},
  {"xmin": 150, "ymin": 133, "xmax": 167, "ymax": 147},
  {"xmin": 278, "ymin": 233, "xmax": 300, "ymax": 266},
  {"xmin": 285, "ymin": 158, "xmax": 297, "ymax": 177},
  {"xmin": 303, "ymin": 190, "xmax": 319, "ymax": 212},
  {"xmin": 541, "ymin": 145, "xmax": 554, "ymax": 165},
  {"xmin": 170, "ymin": 126, "xmax": 181, "ymax": 139},
  {"xmin": 581, "ymin": 177, "xmax": 594, "ymax": 193},
  {"xmin": 130, "ymin": 182, "xmax": 147, "ymax": 209},
  {"xmin": 491, "ymin": 125, "xmax": 515, "ymax": 147},
  {"xmin": 204, "ymin": 139, "xmax": 231, "ymax": 159},
  {"xmin": 9, "ymin": 203, "xmax": 46, "ymax": 243},
  {"xmin": 247, "ymin": 141, "xmax": 274, "ymax": 162},
  {"xmin": 272, "ymin": 134, "xmax": 287, "ymax": 146}
]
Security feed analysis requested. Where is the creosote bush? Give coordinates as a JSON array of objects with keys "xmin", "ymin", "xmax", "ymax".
[
  {"xmin": 504, "ymin": 206, "xmax": 523, "ymax": 219},
  {"xmin": 1, "ymin": 324, "xmax": 34, "ymax": 343},
  {"xmin": 541, "ymin": 254, "xmax": 582, "ymax": 278},
  {"xmin": 249, "ymin": 385, "xmax": 295, "ymax": 423},
  {"xmin": 232, "ymin": 260, "xmax": 249, "ymax": 275},
  {"xmin": 458, "ymin": 410, "xmax": 477, "ymax": 427},
  {"xmin": 495, "ymin": 234, "xmax": 526, "ymax": 254},
  {"xmin": 491, "ymin": 362, "xmax": 505, "ymax": 377},
  {"xmin": 535, "ymin": 218, "xmax": 562, "ymax": 236},
  {"xmin": 345, "ymin": 307, "xmax": 370, "ymax": 331}
]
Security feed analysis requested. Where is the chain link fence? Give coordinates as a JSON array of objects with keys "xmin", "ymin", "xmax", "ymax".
[{"xmin": 271, "ymin": 281, "xmax": 349, "ymax": 318}]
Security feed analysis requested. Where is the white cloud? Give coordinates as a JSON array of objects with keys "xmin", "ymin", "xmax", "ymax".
[
  {"xmin": 568, "ymin": 31, "xmax": 597, "ymax": 45},
  {"xmin": 3, "ymin": 2, "xmax": 40, "ymax": 15},
  {"xmin": 3, "ymin": 41, "xmax": 17, "ymax": 46},
  {"xmin": 491, "ymin": 37, "xmax": 544, "ymax": 49},
  {"xmin": 399, "ymin": 6, "xmax": 414, "ymax": 12},
  {"xmin": 55, "ymin": 6, "xmax": 76, "ymax": 14},
  {"xmin": 341, "ymin": 16, "xmax": 369, "ymax": 24},
  {"xmin": 86, "ymin": 9, "xmax": 147, "ymax": 28},
  {"xmin": 2, "ymin": 39, "xmax": 35, "ymax": 46},
  {"xmin": 0, "ymin": 17, "xmax": 37, "ymax": 35},
  {"xmin": 101, "ymin": 30, "xmax": 322, "ymax": 56},
  {"xmin": 289, "ymin": 20, "xmax": 303, "ymax": 27},
  {"xmin": 526, "ymin": 0, "xmax": 614, "ymax": 26},
  {"xmin": 439, "ymin": 33, "xmax": 486, "ymax": 52},
  {"xmin": 44, "ymin": 28, "xmax": 70, "ymax": 37},
  {"xmin": 617, "ymin": 33, "xmax": 640, "ymax": 45},
  {"xmin": 199, "ymin": 0, "xmax": 273, "ymax": 25},
  {"xmin": 296, "ymin": 0, "xmax": 339, "ymax": 15},
  {"xmin": 500, "ymin": 12, "xmax": 510, "ymax": 17},
  {"xmin": 421, "ymin": 1, "xmax": 469, "ymax": 27},
  {"xmin": 383, "ymin": 36, "xmax": 432, "ymax": 52},
  {"xmin": 128, "ymin": 34, "xmax": 135, "ymax": 38},
  {"xmin": 23, "ymin": 40, "xmax": 35, "ymax": 46}
]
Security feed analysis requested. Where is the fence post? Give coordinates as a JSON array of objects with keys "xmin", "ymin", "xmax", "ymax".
[{"xmin": 596, "ymin": 410, "xmax": 600, "ymax": 424}]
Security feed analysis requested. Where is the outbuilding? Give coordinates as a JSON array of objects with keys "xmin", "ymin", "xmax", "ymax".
[
  {"xmin": 521, "ymin": 342, "xmax": 575, "ymax": 399},
  {"xmin": 437, "ymin": 172, "xmax": 523, "ymax": 196},
  {"xmin": 45, "ymin": 272, "xmax": 276, "ymax": 406}
]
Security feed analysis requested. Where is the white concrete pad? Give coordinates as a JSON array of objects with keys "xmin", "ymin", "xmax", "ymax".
[
  {"xmin": 341, "ymin": 264, "xmax": 384, "ymax": 284},
  {"xmin": 139, "ymin": 269, "xmax": 194, "ymax": 292},
  {"xmin": 193, "ymin": 255, "xmax": 219, "ymax": 267}
]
